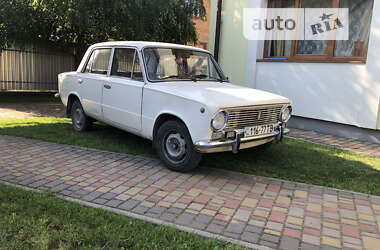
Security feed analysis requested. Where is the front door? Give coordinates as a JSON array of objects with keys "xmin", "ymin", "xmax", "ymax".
[
  {"xmin": 102, "ymin": 47, "xmax": 145, "ymax": 132},
  {"xmin": 78, "ymin": 48, "xmax": 112, "ymax": 120}
]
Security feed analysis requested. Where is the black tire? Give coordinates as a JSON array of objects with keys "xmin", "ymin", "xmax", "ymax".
[
  {"xmin": 71, "ymin": 100, "xmax": 92, "ymax": 132},
  {"xmin": 155, "ymin": 120, "xmax": 202, "ymax": 172}
]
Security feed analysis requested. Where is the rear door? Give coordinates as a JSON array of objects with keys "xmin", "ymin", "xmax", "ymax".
[
  {"xmin": 78, "ymin": 48, "xmax": 112, "ymax": 120},
  {"xmin": 102, "ymin": 47, "xmax": 145, "ymax": 132}
]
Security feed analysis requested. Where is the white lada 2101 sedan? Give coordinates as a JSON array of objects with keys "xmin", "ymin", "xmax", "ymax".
[{"xmin": 57, "ymin": 41, "xmax": 292, "ymax": 172}]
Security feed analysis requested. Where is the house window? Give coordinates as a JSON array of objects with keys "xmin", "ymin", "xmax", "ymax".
[
  {"xmin": 199, "ymin": 42, "xmax": 208, "ymax": 50},
  {"xmin": 264, "ymin": 0, "xmax": 374, "ymax": 63}
]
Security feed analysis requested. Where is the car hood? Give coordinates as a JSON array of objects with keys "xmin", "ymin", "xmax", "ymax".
[{"xmin": 150, "ymin": 81, "xmax": 291, "ymax": 112}]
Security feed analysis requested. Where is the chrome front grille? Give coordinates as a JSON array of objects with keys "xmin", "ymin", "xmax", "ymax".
[{"xmin": 225, "ymin": 104, "xmax": 284, "ymax": 130}]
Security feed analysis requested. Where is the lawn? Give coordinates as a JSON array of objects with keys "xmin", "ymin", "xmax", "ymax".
[
  {"xmin": 0, "ymin": 183, "xmax": 243, "ymax": 249},
  {"xmin": 0, "ymin": 118, "xmax": 379, "ymax": 196}
]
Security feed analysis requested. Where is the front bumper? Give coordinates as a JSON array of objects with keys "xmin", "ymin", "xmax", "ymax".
[{"xmin": 194, "ymin": 128, "xmax": 290, "ymax": 154}]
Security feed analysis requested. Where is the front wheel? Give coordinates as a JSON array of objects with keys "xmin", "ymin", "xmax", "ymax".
[
  {"xmin": 155, "ymin": 120, "xmax": 202, "ymax": 172},
  {"xmin": 71, "ymin": 100, "xmax": 92, "ymax": 132}
]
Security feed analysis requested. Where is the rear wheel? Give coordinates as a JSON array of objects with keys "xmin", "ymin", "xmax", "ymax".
[
  {"xmin": 71, "ymin": 100, "xmax": 92, "ymax": 132},
  {"xmin": 155, "ymin": 120, "xmax": 202, "ymax": 172}
]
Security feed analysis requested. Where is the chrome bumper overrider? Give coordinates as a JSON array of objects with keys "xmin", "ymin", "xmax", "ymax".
[{"xmin": 194, "ymin": 128, "xmax": 290, "ymax": 154}]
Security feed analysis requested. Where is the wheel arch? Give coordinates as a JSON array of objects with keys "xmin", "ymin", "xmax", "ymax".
[
  {"xmin": 152, "ymin": 113, "xmax": 189, "ymax": 143},
  {"xmin": 152, "ymin": 112, "xmax": 202, "ymax": 172},
  {"xmin": 66, "ymin": 93, "xmax": 81, "ymax": 118}
]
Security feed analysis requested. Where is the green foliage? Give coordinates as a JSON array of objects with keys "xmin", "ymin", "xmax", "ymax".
[
  {"xmin": 0, "ymin": 0, "xmax": 46, "ymax": 48},
  {"xmin": 0, "ymin": 0, "xmax": 206, "ymax": 62}
]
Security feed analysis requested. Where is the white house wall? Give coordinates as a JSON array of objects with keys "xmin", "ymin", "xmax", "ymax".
[
  {"xmin": 255, "ymin": 62, "xmax": 379, "ymax": 129},
  {"xmin": 209, "ymin": 0, "xmax": 380, "ymax": 130},
  {"xmin": 253, "ymin": 1, "xmax": 380, "ymax": 130}
]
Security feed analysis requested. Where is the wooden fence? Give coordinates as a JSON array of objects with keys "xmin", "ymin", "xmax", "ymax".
[{"xmin": 0, "ymin": 46, "xmax": 75, "ymax": 91}]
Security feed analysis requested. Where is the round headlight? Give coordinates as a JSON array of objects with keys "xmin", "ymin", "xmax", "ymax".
[
  {"xmin": 211, "ymin": 111, "xmax": 227, "ymax": 131},
  {"xmin": 280, "ymin": 106, "xmax": 292, "ymax": 123}
]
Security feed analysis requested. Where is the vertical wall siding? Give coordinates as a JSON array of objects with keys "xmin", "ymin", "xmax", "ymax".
[{"xmin": 0, "ymin": 47, "xmax": 75, "ymax": 91}]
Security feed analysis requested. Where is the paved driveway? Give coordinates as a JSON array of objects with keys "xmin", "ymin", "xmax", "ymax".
[
  {"xmin": 1, "ymin": 135, "xmax": 380, "ymax": 249},
  {"xmin": 0, "ymin": 102, "xmax": 65, "ymax": 119}
]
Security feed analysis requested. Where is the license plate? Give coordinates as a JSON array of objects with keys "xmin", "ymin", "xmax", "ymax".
[{"xmin": 244, "ymin": 124, "xmax": 275, "ymax": 137}]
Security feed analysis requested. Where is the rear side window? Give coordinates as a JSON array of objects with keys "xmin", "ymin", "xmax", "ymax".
[
  {"xmin": 84, "ymin": 52, "xmax": 95, "ymax": 73},
  {"xmin": 84, "ymin": 48, "xmax": 112, "ymax": 75}
]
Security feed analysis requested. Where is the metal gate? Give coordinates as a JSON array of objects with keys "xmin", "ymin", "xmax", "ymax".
[{"xmin": 0, "ymin": 46, "xmax": 75, "ymax": 91}]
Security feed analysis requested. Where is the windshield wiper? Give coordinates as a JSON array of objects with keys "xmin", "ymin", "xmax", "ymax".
[
  {"xmin": 159, "ymin": 74, "xmax": 224, "ymax": 83},
  {"xmin": 193, "ymin": 74, "xmax": 208, "ymax": 79},
  {"xmin": 190, "ymin": 74, "xmax": 208, "ymax": 82},
  {"xmin": 191, "ymin": 74, "xmax": 227, "ymax": 82},
  {"xmin": 207, "ymin": 76, "xmax": 224, "ymax": 83},
  {"xmin": 160, "ymin": 75, "xmax": 179, "ymax": 80}
]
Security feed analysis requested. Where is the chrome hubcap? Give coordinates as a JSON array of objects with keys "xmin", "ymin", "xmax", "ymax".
[{"xmin": 165, "ymin": 133, "xmax": 186, "ymax": 159}]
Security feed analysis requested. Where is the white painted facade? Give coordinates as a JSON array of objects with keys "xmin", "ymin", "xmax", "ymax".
[{"xmin": 209, "ymin": 0, "xmax": 380, "ymax": 130}]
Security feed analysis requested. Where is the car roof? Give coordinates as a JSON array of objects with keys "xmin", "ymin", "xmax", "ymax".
[{"xmin": 91, "ymin": 41, "xmax": 210, "ymax": 53}]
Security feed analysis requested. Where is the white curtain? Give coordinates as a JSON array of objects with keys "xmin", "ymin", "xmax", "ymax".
[
  {"xmin": 265, "ymin": 0, "xmax": 294, "ymax": 57},
  {"xmin": 296, "ymin": 0, "xmax": 332, "ymax": 55},
  {"xmin": 334, "ymin": 0, "xmax": 373, "ymax": 57}
]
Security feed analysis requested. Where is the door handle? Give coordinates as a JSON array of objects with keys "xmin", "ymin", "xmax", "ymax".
[
  {"xmin": 104, "ymin": 84, "xmax": 111, "ymax": 89},
  {"xmin": 78, "ymin": 79, "xmax": 83, "ymax": 84}
]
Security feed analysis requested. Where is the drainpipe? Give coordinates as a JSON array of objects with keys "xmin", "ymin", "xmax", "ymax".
[
  {"xmin": 214, "ymin": 0, "xmax": 223, "ymax": 62},
  {"xmin": 377, "ymin": 98, "xmax": 380, "ymax": 130}
]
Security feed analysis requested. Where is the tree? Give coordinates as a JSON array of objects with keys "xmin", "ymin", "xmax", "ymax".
[
  {"xmin": 0, "ymin": 0, "xmax": 51, "ymax": 48},
  {"xmin": 0, "ymin": 0, "xmax": 206, "ymax": 65}
]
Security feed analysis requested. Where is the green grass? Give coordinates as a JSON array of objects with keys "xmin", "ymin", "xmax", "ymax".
[
  {"xmin": 0, "ymin": 183, "xmax": 243, "ymax": 249},
  {"xmin": 0, "ymin": 118, "xmax": 379, "ymax": 196}
]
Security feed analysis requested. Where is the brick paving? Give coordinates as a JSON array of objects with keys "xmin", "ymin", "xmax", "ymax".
[
  {"xmin": 288, "ymin": 128, "xmax": 380, "ymax": 158},
  {"xmin": 0, "ymin": 102, "xmax": 66, "ymax": 119},
  {"xmin": 1, "ymin": 135, "xmax": 380, "ymax": 249}
]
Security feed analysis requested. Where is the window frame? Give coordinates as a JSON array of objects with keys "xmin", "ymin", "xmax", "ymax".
[
  {"xmin": 141, "ymin": 46, "xmax": 228, "ymax": 83},
  {"xmin": 84, "ymin": 51, "xmax": 96, "ymax": 73},
  {"xmin": 110, "ymin": 47, "xmax": 136, "ymax": 79},
  {"xmin": 82, "ymin": 47, "xmax": 113, "ymax": 75},
  {"xmin": 261, "ymin": 0, "xmax": 370, "ymax": 63},
  {"xmin": 131, "ymin": 50, "xmax": 145, "ymax": 82},
  {"xmin": 109, "ymin": 46, "xmax": 146, "ymax": 82}
]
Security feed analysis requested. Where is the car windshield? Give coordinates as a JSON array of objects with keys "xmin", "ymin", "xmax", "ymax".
[{"xmin": 143, "ymin": 48, "xmax": 226, "ymax": 82}]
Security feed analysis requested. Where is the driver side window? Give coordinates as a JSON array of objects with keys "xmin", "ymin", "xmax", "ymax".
[
  {"xmin": 111, "ymin": 48, "xmax": 135, "ymax": 78},
  {"xmin": 132, "ymin": 53, "xmax": 144, "ymax": 82},
  {"xmin": 111, "ymin": 48, "xmax": 144, "ymax": 82}
]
